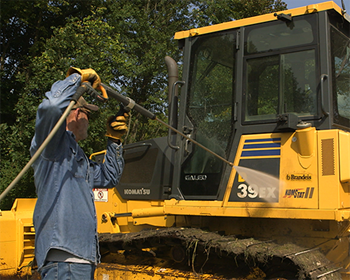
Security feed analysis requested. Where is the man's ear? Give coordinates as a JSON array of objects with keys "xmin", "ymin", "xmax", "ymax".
[{"xmin": 73, "ymin": 108, "xmax": 80, "ymax": 120}]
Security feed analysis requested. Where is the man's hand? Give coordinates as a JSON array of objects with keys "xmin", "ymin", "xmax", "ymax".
[
  {"xmin": 66, "ymin": 67, "xmax": 101, "ymax": 89},
  {"xmin": 106, "ymin": 110, "xmax": 129, "ymax": 142}
]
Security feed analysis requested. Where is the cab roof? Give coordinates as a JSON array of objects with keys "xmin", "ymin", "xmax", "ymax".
[{"xmin": 174, "ymin": 1, "xmax": 343, "ymax": 40}]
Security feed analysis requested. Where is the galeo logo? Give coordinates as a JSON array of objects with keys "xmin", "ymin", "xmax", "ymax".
[
  {"xmin": 286, "ymin": 174, "xmax": 312, "ymax": 180},
  {"xmin": 185, "ymin": 175, "xmax": 207, "ymax": 181}
]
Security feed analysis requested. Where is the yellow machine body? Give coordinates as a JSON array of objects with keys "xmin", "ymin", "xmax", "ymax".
[
  {"xmin": 1, "ymin": 133, "xmax": 349, "ymax": 278},
  {"xmin": 0, "ymin": 199, "xmax": 35, "ymax": 278}
]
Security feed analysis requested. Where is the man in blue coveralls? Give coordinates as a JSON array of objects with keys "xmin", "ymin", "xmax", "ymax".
[{"xmin": 30, "ymin": 68, "xmax": 128, "ymax": 279}]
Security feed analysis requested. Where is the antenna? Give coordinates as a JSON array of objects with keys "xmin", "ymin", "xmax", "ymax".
[
  {"xmin": 341, "ymin": 0, "xmax": 347, "ymax": 14},
  {"xmin": 340, "ymin": 0, "xmax": 350, "ymax": 22}
]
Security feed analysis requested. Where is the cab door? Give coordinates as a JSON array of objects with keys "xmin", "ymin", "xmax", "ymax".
[{"xmin": 173, "ymin": 31, "xmax": 237, "ymax": 200}]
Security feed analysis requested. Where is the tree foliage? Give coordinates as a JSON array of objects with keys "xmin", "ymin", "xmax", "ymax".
[
  {"xmin": 1, "ymin": 0, "xmax": 97, "ymax": 124},
  {"xmin": 191, "ymin": 0, "xmax": 286, "ymax": 25},
  {"xmin": 0, "ymin": 0, "xmax": 287, "ymax": 209}
]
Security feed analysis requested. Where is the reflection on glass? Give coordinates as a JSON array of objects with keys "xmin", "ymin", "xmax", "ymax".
[
  {"xmin": 246, "ymin": 19, "xmax": 315, "ymax": 54},
  {"xmin": 331, "ymin": 26, "xmax": 350, "ymax": 127},
  {"xmin": 245, "ymin": 50, "xmax": 317, "ymax": 121}
]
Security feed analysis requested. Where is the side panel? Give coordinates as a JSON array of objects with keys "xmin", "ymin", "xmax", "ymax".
[
  {"xmin": 279, "ymin": 129, "xmax": 319, "ymax": 209},
  {"xmin": 228, "ymin": 130, "xmax": 350, "ymax": 210},
  {"xmin": 318, "ymin": 129, "xmax": 350, "ymax": 209},
  {"xmin": 228, "ymin": 132, "xmax": 319, "ymax": 209},
  {"xmin": 229, "ymin": 136, "xmax": 281, "ymax": 203},
  {"xmin": 0, "ymin": 199, "xmax": 36, "ymax": 277},
  {"xmin": 0, "ymin": 212, "xmax": 18, "ymax": 274},
  {"xmin": 116, "ymin": 137, "xmax": 173, "ymax": 201}
]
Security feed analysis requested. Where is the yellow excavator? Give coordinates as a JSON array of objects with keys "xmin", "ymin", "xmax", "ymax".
[{"xmin": 1, "ymin": 1, "xmax": 349, "ymax": 279}]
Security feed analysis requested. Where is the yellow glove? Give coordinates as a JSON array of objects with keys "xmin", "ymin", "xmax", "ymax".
[
  {"xmin": 66, "ymin": 67, "xmax": 101, "ymax": 89},
  {"xmin": 106, "ymin": 111, "xmax": 129, "ymax": 142}
]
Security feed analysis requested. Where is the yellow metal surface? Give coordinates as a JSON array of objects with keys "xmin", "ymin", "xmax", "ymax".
[
  {"xmin": 294, "ymin": 127, "xmax": 316, "ymax": 157},
  {"xmin": 0, "ymin": 210, "xmax": 18, "ymax": 275},
  {"xmin": 318, "ymin": 130, "xmax": 341, "ymax": 209},
  {"xmin": 174, "ymin": 1, "xmax": 343, "ymax": 39},
  {"xmin": 164, "ymin": 199, "xmax": 350, "ymax": 221},
  {"xmin": 95, "ymin": 188, "xmax": 176, "ymax": 233},
  {"xmin": 339, "ymin": 130, "xmax": 350, "ymax": 183},
  {"xmin": 280, "ymin": 130, "xmax": 319, "ymax": 209},
  {"xmin": 95, "ymin": 189, "xmax": 129, "ymax": 233},
  {"xmin": 132, "ymin": 206, "xmax": 164, "ymax": 217},
  {"xmin": 0, "ymin": 199, "xmax": 36, "ymax": 278},
  {"xmin": 133, "ymin": 215, "xmax": 175, "ymax": 227}
]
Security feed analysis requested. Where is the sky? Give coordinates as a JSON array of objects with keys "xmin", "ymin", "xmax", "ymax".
[{"xmin": 283, "ymin": 0, "xmax": 345, "ymax": 10}]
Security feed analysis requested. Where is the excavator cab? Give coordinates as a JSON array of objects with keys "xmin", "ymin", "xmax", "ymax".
[{"xmin": 168, "ymin": 3, "xmax": 350, "ymax": 201}]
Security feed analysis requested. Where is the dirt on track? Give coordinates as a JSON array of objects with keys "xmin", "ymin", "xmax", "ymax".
[{"xmin": 99, "ymin": 227, "xmax": 342, "ymax": 279}]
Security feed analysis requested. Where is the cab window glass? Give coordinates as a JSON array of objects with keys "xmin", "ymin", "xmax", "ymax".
[
  {"xmin": 246, "ymin": 16, "xmax": 316, "ymax": 54},
  {"xmin": 245, "ymin": 50, "xmax": 317, "ymax": 121},
  {"xmin": 331, "ymin": 26, "xmax": 350, "ymax": 127}
]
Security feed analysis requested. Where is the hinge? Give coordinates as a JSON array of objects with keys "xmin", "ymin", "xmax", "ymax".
[{"xmin": 236, "ymin": 31, "xmax": 240, "ymax": 50}]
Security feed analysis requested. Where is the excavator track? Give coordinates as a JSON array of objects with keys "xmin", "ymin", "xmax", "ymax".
[{"xmin": 99, "ymin": 227, "xmax": 342, "ymax": 280}]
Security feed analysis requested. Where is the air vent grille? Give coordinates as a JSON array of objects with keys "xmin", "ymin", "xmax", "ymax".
[{"xmin": 321, "ymin": 139, "xmax": 335, "ymax": 176}]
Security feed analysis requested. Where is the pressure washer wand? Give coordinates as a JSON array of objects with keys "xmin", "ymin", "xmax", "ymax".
[{"xmin": 101, "ymin": 83, "xmax": 233, "ymax": 167}]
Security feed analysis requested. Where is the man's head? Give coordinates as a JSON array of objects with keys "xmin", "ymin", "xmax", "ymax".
[{"xmin": 66, "ymin": 97, "xmax": 98, "ymax": 142}]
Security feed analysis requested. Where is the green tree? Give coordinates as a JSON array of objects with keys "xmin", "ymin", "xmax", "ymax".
[
  {"xmin": 191, "ymin": 0, "xmax": 287, "ymax": 26},
  {"xmin": 1, "ymin": 0, "xmax": 97, "ymax": 125},
  {"xmin": 102, "ymin": 0, "xmax": 194, "ymax": 143}
]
